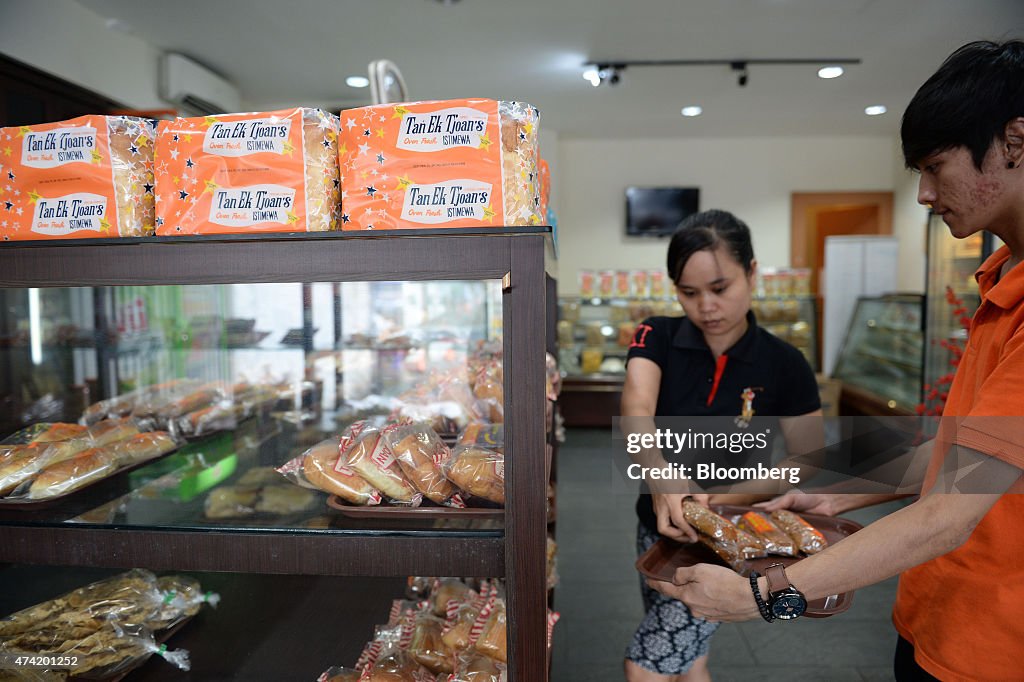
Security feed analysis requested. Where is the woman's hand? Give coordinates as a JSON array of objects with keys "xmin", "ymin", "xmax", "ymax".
[
  {"xmin": 652, "ymin": 493, "xmax": 709, "ymax": 542},
  {"xmin": 755, "ymin": 490, "xmax": 841, "ymax": 516}
]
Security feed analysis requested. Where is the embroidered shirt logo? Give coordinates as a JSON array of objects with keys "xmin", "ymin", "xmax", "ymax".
[
  {"xmin": 735, "ymin": 386, "xmax": 763, "ymax": 428},
  {"xmin": 629, "ymin": 324, "xmax": 653, "ymax": 349}
]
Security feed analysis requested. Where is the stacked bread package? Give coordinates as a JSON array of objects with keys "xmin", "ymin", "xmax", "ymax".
[
  {"xmin": 338, "ymin": 99, "xmax": 541, "ymax": 229},
  {"xmin": 155, "ymin": 108, "xmax": 340, "ymax": 235},
  {"xmin": 0, "ymin": 115, "xmax": 156, "ymax": 240}
]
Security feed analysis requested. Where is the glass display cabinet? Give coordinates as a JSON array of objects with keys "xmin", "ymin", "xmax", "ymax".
[
  {"xmin": 0, "ymin": 228, "xmax": 554, "ymax": 680},
  {"xmin": 833, "ymin": 294, "xmax": 924, "ymax": 416}
]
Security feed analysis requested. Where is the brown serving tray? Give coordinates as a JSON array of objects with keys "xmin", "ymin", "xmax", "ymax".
[
  {"xmin": 327, "ymin": 494, "xmax": 503, "ymax": 519},
  {"xmin": 636, "ymin": 504, "xmax": 863, "ymax": 618}
]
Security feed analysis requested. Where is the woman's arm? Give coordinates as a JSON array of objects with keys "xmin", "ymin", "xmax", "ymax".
[{"xmin": 621, "ymin": 357, "xmax": 707, "ymax": 542}]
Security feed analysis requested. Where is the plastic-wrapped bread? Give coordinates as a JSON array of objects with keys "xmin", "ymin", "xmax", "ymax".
[
  {"xmin": 27, "ymin": 447, "xmax": 118, "ymax": 499},
  {"xmin": 339, "ymin": 99, "xmax": 541, "ymax": 230},
  {"xmin": 110, "ymin": 432, "xmax": 178, "ymax": 466},
  {"xmin": 382, "ymin": 423, "xmax": 458, "ymax": 505},
  {"xmin": 472, "ymin": 599, "xmax": 507, "ymax": 663},
  {"xmin": 771, "ymin": 509, "xmax": 828, "ymax": 554},
  {"xmin": 443, "ymin": 446, "xmax": 504, "ymax": 506},
  {"xmin": 290, "ymin": 436, "xmax": 382, "ymax": 505},
  {"xmin": 450, "ymin": 652, "xmax": 506, "ymax": 682},
  {"xmin": 0, "ymin": 444, "xmax": 51, "ymax": 495},
  {"xmin": 682, "ymin": 501, "xmax": 739, "ymax": 544},
  {"xmin": 86, "ymin": 418, "xmax": 140, "ymax": 448},
  {"xmin": 456, "ymin": 424, "xmax": 504, "ymax": 453},
  {"xmin": 340, "ymin": 430, "xmax": 420, "ymax": 505},
  {"xmin": 431, "ymin": 579, "xmax": 474, "ymax": 619},
  {"xmin": 0, "ymin": 115, "xmax": 155, "ymax": 240},
  {"xmin": 408, "ymin": 613, "xmax": 456, "ymax": 674},
  {"xmin": 155, "ymin": 108, "xmax": 341, "ymax": 235},
  {"xmin": 737, "ymin": 511, "xmax": 798, "ymax": 556}
]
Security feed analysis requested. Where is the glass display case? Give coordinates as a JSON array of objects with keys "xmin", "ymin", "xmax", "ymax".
[
  {"xmin": 0, "ymin": 229, "xmax": 554, "ymax": 680},
  {"xmin": 557, "ymin": 295, "xmax": 818, "ymax": 378},
  {"xmin": 833, "ymin": 294, "xmax": 924, "ymax": 415}
]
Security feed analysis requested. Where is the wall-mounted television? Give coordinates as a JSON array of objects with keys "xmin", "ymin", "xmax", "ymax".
[{"xmin": 625, "ymin": 187, "xmax": 700, "ymax": 238}]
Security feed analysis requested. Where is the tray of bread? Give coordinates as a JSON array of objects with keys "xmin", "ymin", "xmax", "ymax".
[
  {"xmin": 277, "ymin": 420, "xmax": 506, "ymax": 518},
  {"xmin": 0, "ymin": 421, "xmax": 180, "ymax": 510},
  {"xmin": 636, "ymin": 502, "xmax": 863, "ymax": 618}
]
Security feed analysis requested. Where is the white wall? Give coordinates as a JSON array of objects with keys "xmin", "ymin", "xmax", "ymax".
[
  {"xmin": 0, "ymin": 0, "xmax": 165, "ymax": 109},
  {"xmin": 556, "ymin": 135, "xmax": 901, "ymax": 294},
  {"xmin": 891, "ymin": 145, "xmax": 930, "ymax": 293}
]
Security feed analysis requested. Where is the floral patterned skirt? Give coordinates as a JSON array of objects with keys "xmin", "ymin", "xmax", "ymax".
[{"xmin": 625, "ymin": 523, "xmax": 721, "ymax": 675}]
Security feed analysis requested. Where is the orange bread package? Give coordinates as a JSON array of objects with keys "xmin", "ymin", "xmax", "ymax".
[
  {"xmin": 338, "ymin": 99, "xmax": 541, "ymax": 230},
  {"xmin": 155, "ymin": 108, "xmax": 340, "ymax": 235},
  {"xmin": 0, "ymin": 115, "xmax": 155, "ymax": 240}
]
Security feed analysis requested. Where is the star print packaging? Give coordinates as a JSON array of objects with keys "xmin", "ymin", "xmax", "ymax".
[
  {"xmin": 154, "ymin": 108, "xmax": 340, "ymax": 235},
  {"xmin": 338, "ymin": 99, "xmax": 541, "ymax": 230},
  {"xmin": 0, "ymin": 115, "xmax": 155, "ymax": 241}
]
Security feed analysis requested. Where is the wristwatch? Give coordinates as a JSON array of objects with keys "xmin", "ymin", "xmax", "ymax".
[{"xmin": 764, "ymin": 563, "xmax": 807, "ymax": 620}]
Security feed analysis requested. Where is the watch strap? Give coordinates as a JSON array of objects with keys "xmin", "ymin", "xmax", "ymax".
[
  {"xmin": 749, "ymin": 571, "xmax": 774, "ymax": 623},
  {"xmin": 765, "ymin": 563, "xmax": 790, "ymax": 597}
]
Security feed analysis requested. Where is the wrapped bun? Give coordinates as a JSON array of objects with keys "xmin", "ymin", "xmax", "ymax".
[
  {"xmin": 27, "ymin": 448, "xmax": 117, "ymax": 499},
  {"xmin": 384, "ymin": 424, "xmax": 457, "ymax": 505},
  {"xmin": 302, "ymin": 436, "xmax": 382, "ymax": 505},
  {"xmin": 341, "ymin": 431, "xmax": 420, "ymax": 504},
  {"xmin": 443, "ymin": 447, "xmax": 504, "ymax": 506},
  {"xmin": 770, "ymin": 509, "xmax": 828, "ymax": 554},
  {"xmin": 110, "ymin": 432, "xmax": 178, "ymax": 466}
]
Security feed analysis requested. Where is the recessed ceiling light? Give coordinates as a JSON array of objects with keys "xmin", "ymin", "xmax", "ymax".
[
  {"xmin": 582, "ymin": 68, "xmax": 600, "ymax": 87},
  {"xmin": 817, "ymin": 66, "xmax": 844, "ymax": 79},
  {"xmin": 681, "ymin": 106, "xmax": 703, "ymax": 117},
  {"xmin": 865, "ymin": 105, "xmax": 887, "ymax": 116},
  {"xmin": 346, "ymin": 76, "xmax": 370, "ymax": 88}
]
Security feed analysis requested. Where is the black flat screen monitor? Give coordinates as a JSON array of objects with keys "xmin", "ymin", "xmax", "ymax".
[{"xmin": 625, "ymin": 187, "xmax": 700, "ymax": 237}]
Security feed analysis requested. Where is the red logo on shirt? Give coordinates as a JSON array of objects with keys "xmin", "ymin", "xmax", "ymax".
[{"xmin": 630, "ymin": 324, "xmax": 653, "ymax": 349}]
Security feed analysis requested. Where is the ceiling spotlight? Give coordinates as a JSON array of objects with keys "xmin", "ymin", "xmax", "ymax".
[
  {"xmin": 584, "ymin": 64, "xmax": 625, "ymax": 87},
  {"xmin": 865, "ymin": 105, "xmax": 888, "ymax": 116},
  {"xmin": 681, "ymin": 106, "xmax": 703, "ymax": 117},
  {"xmin": 731, "ymin": 61, "xmax": 749, "ymax": 87},
  {"xmin": 817, "ymin": 66, "xmax": 844, "ymax": 79},
  {"xmin": 346, "ymin": 75, "xmax": 370, "ymax": 88},
  {"xmin": 583, "ymin": 68, "xmax": 600, "ymax": 87}
]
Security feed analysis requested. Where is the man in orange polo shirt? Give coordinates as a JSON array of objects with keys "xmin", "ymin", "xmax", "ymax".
[{"xmin": 646, "ymin": 39, "xmax": 1024, "ymax": 681}]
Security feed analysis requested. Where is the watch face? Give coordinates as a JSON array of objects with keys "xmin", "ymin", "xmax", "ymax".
[{"xmin": 770, "ymin": 591, "xmax": 807, "ymax": 620}]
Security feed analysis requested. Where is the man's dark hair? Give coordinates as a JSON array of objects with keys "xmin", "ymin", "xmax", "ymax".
[
  {"xmin": 902, "ymin": 39, "xmax": 1024, "ymax": 170},
  {"xmin": 667, "ymin": 209, "xmax": 754, "ymax": 284}
]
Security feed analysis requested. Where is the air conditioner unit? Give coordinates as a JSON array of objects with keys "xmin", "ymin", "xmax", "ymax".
[{"xmin": 159, "ymin": 53, "xmax": 241, "ymax": 116}]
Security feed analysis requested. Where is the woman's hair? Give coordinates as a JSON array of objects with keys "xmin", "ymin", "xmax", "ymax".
[
  {"xmin": 666, "ymin": 209, "xmax": 755, "ymax": 283},
  {"xmin": 902, "ymin": 39, "xmax": 1024, "ymax": 170}
]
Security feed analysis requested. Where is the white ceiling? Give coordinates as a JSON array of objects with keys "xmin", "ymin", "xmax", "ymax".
[{"xmin": 78, "ymin": 0, "xmax": 1023, "ymax": 139}]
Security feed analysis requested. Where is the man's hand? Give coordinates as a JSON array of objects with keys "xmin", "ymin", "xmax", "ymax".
[
  {"xmin": 755, "ymin": 490, "xmax": 841, "ymax": 516},
  {"xmin": 653, "ymin": 493, "xmax": 709, "ymax": 543},
  {"xmin": 646, "ymin": 563, "xmax": 760, "ymax": 622}
]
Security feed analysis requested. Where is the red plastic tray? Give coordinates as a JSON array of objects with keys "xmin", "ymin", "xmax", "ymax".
[{"xmin": 636, "ymin": 504, "xmax": 863, "ymax": 618}]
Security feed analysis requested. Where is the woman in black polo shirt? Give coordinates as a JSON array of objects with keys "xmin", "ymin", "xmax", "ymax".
[{"xmin": 622, "ymin": 209, "xmax": 821, "ymax": 681}]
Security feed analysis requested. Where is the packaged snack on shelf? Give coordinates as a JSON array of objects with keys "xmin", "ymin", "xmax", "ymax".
[
  {"xmin": 408, "ymin": 612, "xmax": 456, "ymax": 674},
  {"xmin": 736, "ymin": 510, "xmax": 798, "ymax": 556},
  {"xmin": 578, "ymin": 270, "xmax": 596, "ymax": 298},
  {"xmin": 471, "ymin": 598, "xmax": 506, "ymax": 663},
  {"xmin": 649, "ymin": 270, "xmax": 667, "ymax": 298},
  {"xmin": 455, "ymin": 424, "xmax": 503, "ymax": 454},
  {"xmin": 86, "ymin": 418, "xmax": 141, "ymax": 448},
  {"xmin": 431, "ymin": 579, "xmax": 475, "ymax": 619},
  {"xmin": 26, "ymin": 447, "xmax": 119, "ymax": 499},
  {"xmin": 109, "ymin": 432, "xmax": 177, "ymax": 467},
  {"xmin": 3, "ymin": 422, "xmax": 88, "ymax": 445},
  {"xmin": 471, "ymin": 374, "xmax": 503, "ymax": 424},
  {"xmin": 340, "ymin": 428, "xmax": 421, "ymax": 505},
  {"xmin": 155, "ymin": 108, "xmax": 341, "ymax": 235},
  {"xmin": 441, "ymin": 593, "xmax": 485, "ymax": 651},
  {"xmin": 442, "ymin": 446, "xmax": 504, "ymax": 506},
  {"xmin": 148, "ymin": 575, "xmax": 219, "ymax": 631},
  {"xmin": 358, "ymin": 624, "xmax": 434, "ymax": 681},
  {"xmin": 203, "ymin": 486, "xmax": 259, "ymax": 519},
  {"xmin": 382, "ymin": 423, "xmax": 460, "ymax": 506},
  {"xmin": 278, "ymin": 435, "xmax": 382, "ymax": 506},
  {"xmin": 631, "ymin": 270, "xmax": 650, "ymax": 299},
  {"xmin": 170, "ymin": 401, "xmax": 244, "ymax": 440},
  {"xmin": 771, "ymin": 509, "xmax": 828, "ymax": 554},
  {"xmin": 449, "ymin": 651, "xmax": 506, "ymax": 681},
  {"xmin": 0, "ymin": 115, "xmax": 156, "ymax": 241},
  {"xmin": 597, "ymin": 270, "xmax": 615, "ymax": 298},
  {"xmin": 44, "ymin": 623, "xmax": 188, "ymax": 677},
  {"xmin": 339, "ymin": 99, "xmax": 540, "ymax": 230}
]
